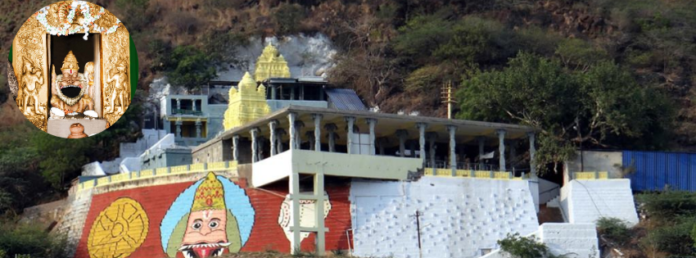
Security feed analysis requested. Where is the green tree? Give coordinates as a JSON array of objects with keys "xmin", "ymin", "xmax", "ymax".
[
  {"xmin": 0, "ymin": 222, "xmax": 66, "ymax": 258},
  {"xmin": 165, "ymin": 45, "xmax": 217, "ymax": 90},
  {"xmin": 457, "ymin": 52, "xmax": 672, "ymax": 173},
  {"xmin": 31, "ymin": 133, "xmax": 94, "ymax": 190}
]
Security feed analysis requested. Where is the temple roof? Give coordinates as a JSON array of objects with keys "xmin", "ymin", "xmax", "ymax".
[{"xmin": 194, "ymin": 105, "xmax": 536, "ymax": 152}]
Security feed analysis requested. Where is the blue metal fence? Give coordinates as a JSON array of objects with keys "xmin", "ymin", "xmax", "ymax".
[{"xmin": 623, "ymin": 151, "xmax": 696, "ymax": 191}]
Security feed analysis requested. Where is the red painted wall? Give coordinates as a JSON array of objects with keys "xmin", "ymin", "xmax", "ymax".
[{"xmin": 74, "ymin": 178, "xmax": 352, "ymax": 258}]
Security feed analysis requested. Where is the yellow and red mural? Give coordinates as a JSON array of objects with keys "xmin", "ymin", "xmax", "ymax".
[{"xmin": 76, "ymin": 172, "xmax": 351, "ymax": 258}]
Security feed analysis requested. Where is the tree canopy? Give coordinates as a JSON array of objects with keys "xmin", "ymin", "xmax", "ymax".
[{"xmin": 458, "ymin": 52, "xmax": 673, "ymax": 173}]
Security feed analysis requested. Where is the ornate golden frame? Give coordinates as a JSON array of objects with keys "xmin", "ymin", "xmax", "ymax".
[{"xmin": 12, "ymin": 1, "xmax": 130, "ymax": 131}]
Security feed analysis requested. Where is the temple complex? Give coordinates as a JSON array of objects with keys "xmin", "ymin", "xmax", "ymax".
[{"xmin": 53, "ymin": 43, "xmax": 629, "ymax": 258}]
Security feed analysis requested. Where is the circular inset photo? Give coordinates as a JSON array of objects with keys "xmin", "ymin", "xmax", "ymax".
[{"xmin": 9, "ymin": 0, "xmax": 137, "ymax": 138}]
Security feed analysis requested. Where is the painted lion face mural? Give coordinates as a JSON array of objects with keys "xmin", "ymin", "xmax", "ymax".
[
  {"xmin": 179, "ymin": 173, "xmax": 233, "ymax": 258},
  {"xmin": 161, "ymin": 172, "xmax": 255, "ymax": 258}
]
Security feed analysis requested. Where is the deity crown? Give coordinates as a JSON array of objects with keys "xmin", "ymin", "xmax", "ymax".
[
  {"xmin": 191, "ymin": 172, "xmax": 226, "ymax": 212},
  {"xmin": 61, "ymin": 51, "xmax": 79, "ymax": 71}
]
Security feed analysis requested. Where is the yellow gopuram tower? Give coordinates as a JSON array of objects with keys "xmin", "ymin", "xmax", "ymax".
[
  {"xmin": 223, "ymin": 72, "xmax": 271, "ymax": 130},
  {"xmin": 254, "ymin": 43, "xmax": 291, "ymax": 82}
]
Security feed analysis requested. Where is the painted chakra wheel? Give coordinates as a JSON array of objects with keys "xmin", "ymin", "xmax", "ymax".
[{"xmin": 88, "ymin": 197, "xmax": 149, "ymax": 258}]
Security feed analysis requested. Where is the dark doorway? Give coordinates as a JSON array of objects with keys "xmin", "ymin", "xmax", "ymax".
[{"xmin": 50, "ymin": 34, "xmax": 96, "ymax": 75}]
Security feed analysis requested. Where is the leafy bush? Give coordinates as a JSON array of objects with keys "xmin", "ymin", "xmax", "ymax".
[
  {"xmin": 635, "ymin": 191, "xmax": 696, "ymax": 223},
  {"xmin": 596, "ymin": 217, "xmax": 631, "ymax": 245},
  {"xmin": 498, "ymin": 233, "xmax": 553, "ymax": 258},
  {"xmin": 642, "ymin": 216, "xmax": 696, "ymax": 255},
  {"xmin": 0, "ymin": 222, "xmax": 66, "ymax": 258}
]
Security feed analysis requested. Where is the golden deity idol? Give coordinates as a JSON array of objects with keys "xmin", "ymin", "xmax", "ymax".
[{"xmin": 50, "ymin": 51, "xmax": 95, "ymax": 116}]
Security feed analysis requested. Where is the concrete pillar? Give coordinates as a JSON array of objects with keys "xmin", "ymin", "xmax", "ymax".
[
  {"xmin": 271, "ymin": 85, "xmax": 277, "ymax": 100},
  {"xmin": 409, "ymin": 140, "xmax": 416, "ymax": 158},
  {"xmin": 417, "ymin": 123, "xmax": 427, "ymax": 166},
  {"xmin": 478, "ymin": 136, "xmax": 485, "ymax": 169},
  {"xmin": 306, "ymin": 131, "xmax": 315, "ymax": 150},
  {"xmin": 426, "ymin": 132, "xmax": 438, "ymax": 173},
  {"xmin": 257, "ymin": 137, "xmax": 267, "ymax": 161},
  {"xmin": 289, "ymin": 171, "xmax": 301, "ymax": 253},
  {"xmin": 396, "ymin": 129, "xmax": 408, "ymax": 157},
  {"xmin": 232, "ymin": 135, "xmax": 239, "ymax": 161},
  {"xmin": 528, "ymin": 132, "xmax": 537, "ymax": 178},
  {"xmin": 195, "ymin": 119, "xmax": 202, "ymax": 138},
  {"xmin": 288, "ymin": 113, "xmax": 297, "ymax": 150},
  {"xmin": 193, "ymin": 99, "xmax": 197, "ymax": 112},
  {"xmin": 251, "ymin": 128, "xmax": 259, "ymax": 163},
  {"xmin": 448, "ymin": 125, "xmax": 457, "ymax": 176},
  {"xmin": 176, "ymin": 98, "xmax": 181, "ymax": 113},
  {"xmin": 497, "ymin": 129, "xmax": 506, "ymax": 171},
  {"xmin": 345, "ymin": 117, "xmax": 356, "ymax": 154},
  {"xmin": 276, "ymin": 128, "xmax": 286, "ymax": 154},
  {"xmin": 366, "ymin": 118, "xmax": 377, "ymax": 155},
  {"xmin": 314, "ymin": 169, "xmax": 326, "ymax": 255},
  {"xmin": 509, "ymin": 140, "xmax": 517, "ymax": 172},
  {"xmin": 294, "ymin": 121, "xmax": 305, "ymax": 149},
  {"xmin": 269, "ymin": 120, "xmax": 278, "ymax": 156},
  {"xmin": 377, "ymin": 137, "xmax": 387, "ymax": 155},
  {"xmin": 175, "ymin": 119, "xmax": 182, "ymax": 138},
  {"xmin": 325, "ymin": 123, "xmax": 337, "ymax": 152},
  {"xmin": 313, "ymin": 114, "xmax": 322, "ymax": 151}
]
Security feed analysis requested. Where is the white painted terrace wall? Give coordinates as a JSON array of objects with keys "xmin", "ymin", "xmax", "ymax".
[
  {"xmin": 560, "ymin": 179, "xmax": 638, "ymax": 226},
  {"xmin": 350, "ymin": 177, "xmax": 539, "ymax": 258},
  {"xmin": 481, "ymin": 223, "xmax": 599, "ymax": 258}
]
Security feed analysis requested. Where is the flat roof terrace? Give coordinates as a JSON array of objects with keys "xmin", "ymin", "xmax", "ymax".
[{"xmin": 193, "ymin": 106, "xmax": 538, "ymax": 175}]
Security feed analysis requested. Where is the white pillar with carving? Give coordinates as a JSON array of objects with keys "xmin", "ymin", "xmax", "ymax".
[
  {"xmin": 497, "ymin": 129, "xmax": 506, "ymax": 171},
  {"xmin": 288, "ymin": 113, "xmax": 297, "ymax": 150},
  {"xmin": 448, "ymin": 125, "xmax": 457, "ymax": 176},
  {"xmin": 313, "ymin": 114, "xmax": 322, "ymax": 152},
  {"xmin": 232, "ymin": 135, "xmax": 239, "ymax": 161},
  {"xmin": 251, "ymin": 128, "xmax": 259, "ymax": 163},
  {"xmin": 269, "ymin": 120, "xmax": 277, "ymax": 156},
  {"xmin": 396, "ymin": 129, "xmax": 408, "ymax": 157},
  {"xmin": 366, "ymin": 118, "xmax": 377, "ymax": 155},
  {"xmin": 417, "ymin": 123, "xmax": 427, "ymax": 166},
  {"xmin": 345, "ymin": 117, "xmax": 356, "ymax": 154},
  {"xmin": 528, "ymin": 132, "xmax": 537, "ymax": 178}
]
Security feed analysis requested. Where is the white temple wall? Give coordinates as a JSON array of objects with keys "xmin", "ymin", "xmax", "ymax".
[
  {"xmin": 350, "ymin": 177, "xmax": 539, "ymax": 258},
  {"xmin": 560, "ymin": 179, "xmax": 639, "ymax": 226},
  {"xmin": 481, "ymin": 223, "xmax": 600, "ymax": 258}
]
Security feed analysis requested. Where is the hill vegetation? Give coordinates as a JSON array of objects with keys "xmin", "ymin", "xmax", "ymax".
[{"xmin": 1, "ymin": 0, "xmax": 695, "ymax": 220}]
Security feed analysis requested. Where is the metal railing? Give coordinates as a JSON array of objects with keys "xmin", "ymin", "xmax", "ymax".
[
  {"xmin": 172, "ymin": 109, "xmax": 203, "ymax": 116},
  {"xmin": 77, "ymin": 161, "xmax": 238, "ymax": 192},
  {"xmin": 423, "ymin": 168, "xmax": 524, "ymax": 180},
  {"xmin": 574, "ymin": 171, "xmax": 609, "ymax": 180}
]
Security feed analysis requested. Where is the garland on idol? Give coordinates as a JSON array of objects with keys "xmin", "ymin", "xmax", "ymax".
[{"xmin": 34, "ymin": 1, "xmax": 121, "ymax": 40}]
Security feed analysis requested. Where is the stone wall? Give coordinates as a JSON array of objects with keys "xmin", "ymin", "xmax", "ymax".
[
  {"xmin": 57, "ymin": 189, "xmax": 95, "ymax": 258},
  {"xmin": 350, "ymin": 177, "xmax": 539, "ymax": 258}
]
